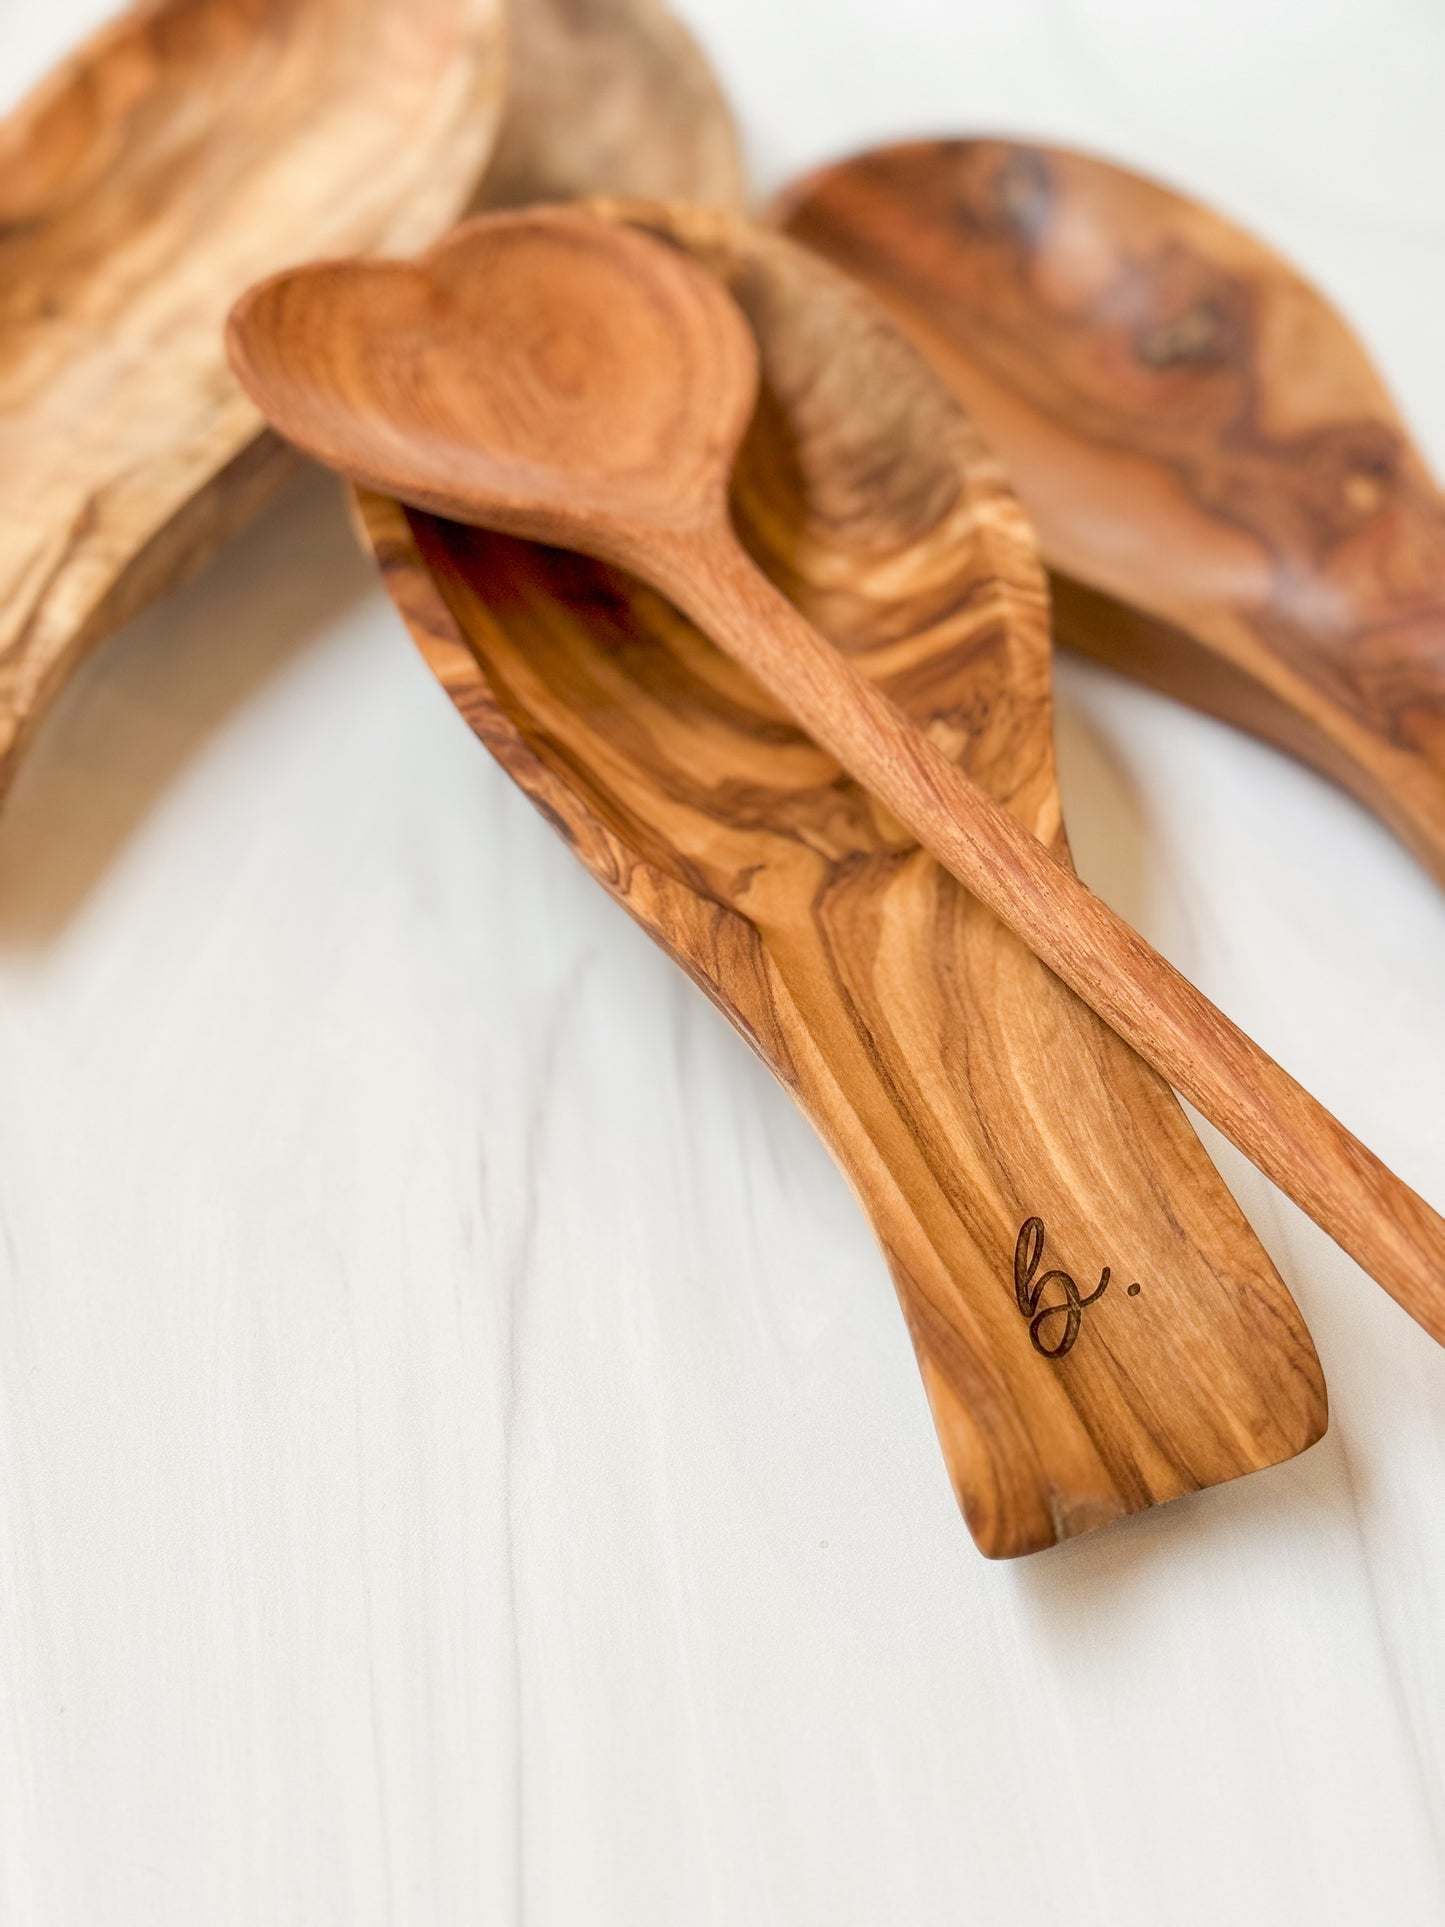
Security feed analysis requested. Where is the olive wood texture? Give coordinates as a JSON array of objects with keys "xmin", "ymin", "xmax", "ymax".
[
  {"xmin": 482, "ymin": 0, "xmax": 745, "ymax": 213},
  {"xmin": 0, "ymin": 0, "xmax": 505, "ymax": 804},
  {"xmin": 775, "ymin": 139, "xmax": 1445, "ymax": 883},
  {"xmin": 347, "ymin": 203, "xmax": 1326, "ymax": 1555},
  {"xmin": 226, "ymin": 206, "xmax": 1445, "ymax": 1348}
]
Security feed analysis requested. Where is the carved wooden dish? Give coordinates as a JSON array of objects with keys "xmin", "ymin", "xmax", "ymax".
[
  {"xmin": 352, "ymin": 204, "xmax": 1325, "ymax": 1558},
  {"xmin": 0, "ymin": 0, "xmax": 505, "ymax": 801},
  {"xmin": 776, "ymin": 139, "xmax": 1445, "ymax": 882}
]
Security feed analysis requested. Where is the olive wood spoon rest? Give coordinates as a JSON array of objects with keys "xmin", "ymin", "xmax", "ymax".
[
  {"xmin": 0, "ymin": 0, "xmax": 505, "ymax": 803},
  {"xmin": 775, "ymin": 139, "xmax": 1445, "ymax": 882},
  {"xmin": 350, "ymin": 202, "xmax": 1325, "ymax": 1554},
  {"xmin": 481, "ymin": 0, "xmax": 744, "ymax": 213},
  {"xmin": 225, "ymin": 206, "xmax": 1445, "ymax": 1347}
]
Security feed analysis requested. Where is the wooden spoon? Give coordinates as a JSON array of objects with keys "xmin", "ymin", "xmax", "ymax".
[
  {"xmin": 0, "ymin": 0, "xmax": 505, "ymax": 803},
  {"xmin": 351, "ymin": 202, "xmax": 1326, "ymax": 1555},
  {"xmin": 774, "ymin": 138, "xmax": 1445, "ymax": 882},
  {"xmin": 226, "ymin": 206, "xmax": 1445, "ymax": 1350}
]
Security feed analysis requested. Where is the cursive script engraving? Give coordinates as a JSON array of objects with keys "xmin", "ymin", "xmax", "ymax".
[{"xmin": 1013, "ymin": 1217, "xmax": 1114, "ymax": 1359}]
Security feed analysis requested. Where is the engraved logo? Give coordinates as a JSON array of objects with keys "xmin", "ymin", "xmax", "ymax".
[{"xmin": 1013, "ymin": 1217, "xmax": 1140, "ymax": 1360}]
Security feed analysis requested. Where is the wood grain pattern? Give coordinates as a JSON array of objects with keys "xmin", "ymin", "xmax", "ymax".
[
  {"xmin": 0, "ymin": 0, "xmax": 505, "ymax": 804},
  {"xmin": 481, "ymin": 0, "xmax": 745, "ymax": 213},
  {"xmin": 227, "ymin": 205, "xmax": 1445, "ymax": 1354},
  {"xmin": 347, "ymin": 204, "xmax": 1329, "ymax": 1557},
  {"xmin": 774, "ymin": 138, "xmax": 1445, "ymax": 882}
]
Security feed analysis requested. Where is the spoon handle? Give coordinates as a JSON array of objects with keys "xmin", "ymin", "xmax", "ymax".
[{"xmin": 663, "ymin": 524, "xmax": 1445, "ymax": 1343}]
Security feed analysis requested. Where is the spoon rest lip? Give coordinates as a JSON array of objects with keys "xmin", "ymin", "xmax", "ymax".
[{"xmin": 773, "ymin": 131, "xmax": 1312, "ymax": 269}]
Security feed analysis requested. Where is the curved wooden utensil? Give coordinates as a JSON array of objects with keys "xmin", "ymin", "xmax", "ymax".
[
  {"xmin": 775, "ymin": 138, "xmax": 1445, "ymax": 882},
  {"xmin": 226, "ymin": 206, "xmax": 1445, "ymax": 1351},
  {"xmin": 349, "ymin": 203, "xmax": 1326, "ymax": 1557},
  {"xmin": 0, "ymin": 0, "xmax": 505, "ymax": 803},
  {"xmin": 481, "ymin": 0, "xmax": 744, "ymax": 212}
]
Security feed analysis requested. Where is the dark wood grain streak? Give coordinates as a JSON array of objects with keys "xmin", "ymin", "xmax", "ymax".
[
  {"xmin": 775, "ymin": 138, "xmax": 1445, "ymax": 881},
  {"xmin": 350, "ymin": 206, "xmax": 1326, "ymax": 1557}
]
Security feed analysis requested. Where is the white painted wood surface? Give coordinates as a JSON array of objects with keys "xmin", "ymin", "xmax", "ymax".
[{"xmin": 2, "ymin": 3, "xmax": 1444, "ymax": 1921}]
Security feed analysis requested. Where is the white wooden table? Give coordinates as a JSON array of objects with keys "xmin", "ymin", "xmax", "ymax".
[{"xmin": 2, "ymin": 3, "xmax": 1444, "ymax": 1921}]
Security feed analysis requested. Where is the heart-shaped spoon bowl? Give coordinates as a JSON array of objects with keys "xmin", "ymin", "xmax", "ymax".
[
  {"xmin": 348, "ymin": 202, "xmax": 1325, "ymax": 1557},
  {"xmin": 776, "ymin": 138, "xmax": 1445, "ymax": 881},
  {"xmin": 227, "ymin": 210, "xmax": 756, "ymax": 544}
]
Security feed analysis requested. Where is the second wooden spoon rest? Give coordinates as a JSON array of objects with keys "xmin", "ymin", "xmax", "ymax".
[
  {"xmin": 775, "ymin": 139, "xmax": 1445, "ymax": 881},
  {"xmin": 353, "ymin": 204, "xmax": 1325, "ymax": 1558}
]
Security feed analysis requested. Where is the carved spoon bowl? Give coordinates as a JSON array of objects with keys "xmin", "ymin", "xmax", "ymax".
[
  {"xmin": 350, "ymin": 202, "xmax": 1326, "ymax": 1558},
  {"xmin": 776, "ymin": 138, "xmax": 1445, "ymax": 882}
]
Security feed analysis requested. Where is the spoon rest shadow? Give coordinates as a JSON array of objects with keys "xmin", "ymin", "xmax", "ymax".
[
  {"xmin": 350, "ymin": 204, "xmax": 1326, "ymax": 1557},
  {"xmin": 775, "ymin": 139, "xmax": 1445, "ymax": 882}
]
